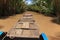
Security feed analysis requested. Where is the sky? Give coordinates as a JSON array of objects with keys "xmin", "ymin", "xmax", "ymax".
[{"xmin": 25, "ymin": 0, "xmax": 33, "ymax": 5}]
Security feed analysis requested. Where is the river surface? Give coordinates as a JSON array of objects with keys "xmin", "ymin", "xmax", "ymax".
[{"xmin": 0, "ymin": 11, "xmax": 60, "ymax": 40}]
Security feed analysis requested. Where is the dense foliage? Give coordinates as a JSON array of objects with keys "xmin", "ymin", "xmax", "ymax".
[
  {"xmin": 0, "ymin": 0, "xmax": 26, "ymax": 17},
  {"xmin": 0, "ymin": 0, "xmax": 60, "ymax": 17},
  {"xmin": 27, "ymin": 0, "xmax": 54, "ymax": 15}
]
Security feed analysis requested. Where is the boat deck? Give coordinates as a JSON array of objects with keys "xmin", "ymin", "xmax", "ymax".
[{"xmin": 6, "ymin": 14, "xmax": 40, "ymax": 39}]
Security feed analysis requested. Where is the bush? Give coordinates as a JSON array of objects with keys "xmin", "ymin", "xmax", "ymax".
[{"xmin": 27, "ymin": 0, "xmax": 55, "ymax": 15}]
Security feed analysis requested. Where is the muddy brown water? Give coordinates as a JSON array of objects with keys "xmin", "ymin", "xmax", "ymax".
[{"xmin": 0, "ymin": 11, "xmax": 60, "ymax": 40}]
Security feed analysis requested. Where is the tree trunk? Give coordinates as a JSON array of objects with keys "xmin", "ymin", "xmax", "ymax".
[{"xmin": 54, "ymin": 0, "xmax": 60, "ymax": 23}]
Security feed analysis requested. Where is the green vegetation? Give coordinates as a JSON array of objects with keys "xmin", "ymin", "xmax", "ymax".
[
  {"xmin": 0, "ymin": 0, "xmax": 55, "ymax": 16},
  {"xmin": 0, "ymin": 0, "xmax": 26, "ymax": 17},
  {"xmin": 27, "ymin": 0, "xmax": 54, "ymax": 15},
  {"xmin": 8, "ymin": 0, "xmax": 26, "ymax": 14}
]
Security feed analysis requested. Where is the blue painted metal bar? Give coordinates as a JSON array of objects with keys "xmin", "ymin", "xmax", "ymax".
[
  {"xmin": 0, "ymin": 31, "xmax": 3, "ymax": 35},
  {"xmin": 41, "ymin": 33, "xmax": 48, "ymax": 40}
]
